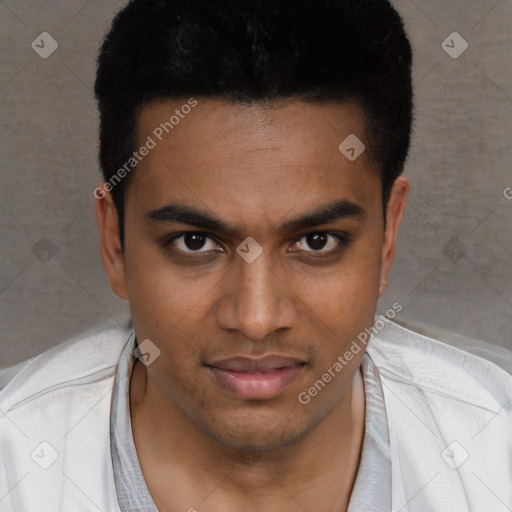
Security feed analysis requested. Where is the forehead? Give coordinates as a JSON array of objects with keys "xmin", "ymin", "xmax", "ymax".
[
  {"xmin": 137, "ymin": 97, "xmax": 372, "ymax": 162},
  {"xmin": 126, "ymin": 98, "xmax": 382, "ymax": 232}
]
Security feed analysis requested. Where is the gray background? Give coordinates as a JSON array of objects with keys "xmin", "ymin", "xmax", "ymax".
[{"xmin": 0, "ymin": 0, "xmax": 511, "ymax": 368}]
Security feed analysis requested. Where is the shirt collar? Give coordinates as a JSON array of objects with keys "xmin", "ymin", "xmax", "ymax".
[{"xmin": 347, "ymin": 350, "xmax": 392, "ymax": 511}]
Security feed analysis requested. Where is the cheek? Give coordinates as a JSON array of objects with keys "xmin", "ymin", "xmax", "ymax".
[
  {"xmin": 295, "ymin": 244, "xmax": 382, "ymax": 359},
  {"xmin": 307, "ymin": 274, "xmax": 379, "ymax": 348},
  {"xmin": 123, "ymin": 244, "xmax": 210, "ymax": 338},
  {"xmin": 305, "ymin": 250, "xmax": 381, "ymax": 319}
]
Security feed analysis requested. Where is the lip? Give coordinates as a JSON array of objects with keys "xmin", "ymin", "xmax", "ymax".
[{"xmin": 206, "ymin": 355, "xmax": 306, "ymax": 400}]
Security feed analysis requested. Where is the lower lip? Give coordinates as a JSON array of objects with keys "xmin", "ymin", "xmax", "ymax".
[{"xmin": 207, "ymin": 365, "xmax": 305, "ymax": 400}]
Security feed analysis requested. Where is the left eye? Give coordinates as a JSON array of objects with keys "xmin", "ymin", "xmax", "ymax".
[
  {"xmin": 170, "ymin": 232, "xmax": 221, "ymax": 253},
  {"xmin": 290, "ymin": 232, "xmax": 345, "ymax": 253}
]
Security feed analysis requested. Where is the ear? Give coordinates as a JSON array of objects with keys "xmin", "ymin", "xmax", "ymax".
[
  {"xmin": 379, "ymin": 176, "xmax": 409, "ymax": 297},
  {"xmin": 95, "ymin": 183, "xmax": 128, "ymax": 299}
]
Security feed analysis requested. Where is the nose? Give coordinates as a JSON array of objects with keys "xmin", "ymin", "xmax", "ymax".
[{"xmin": 215, "ymin": 252, "xmax": 299, "ymax": 341}]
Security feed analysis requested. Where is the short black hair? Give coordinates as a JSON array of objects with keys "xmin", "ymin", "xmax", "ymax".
[{"xmin": 95, "ymin": 0, "xmax": 413, "ymax": 242}]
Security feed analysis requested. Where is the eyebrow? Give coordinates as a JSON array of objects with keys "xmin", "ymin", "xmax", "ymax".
[{"xmin": 146, "ymin": 199, "xmax": 365, "ymax": 237}]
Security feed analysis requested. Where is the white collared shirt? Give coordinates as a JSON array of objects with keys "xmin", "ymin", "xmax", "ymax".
[{"xmin": 0, "ymin": 320, "xmax": 511, "ymax": 511}]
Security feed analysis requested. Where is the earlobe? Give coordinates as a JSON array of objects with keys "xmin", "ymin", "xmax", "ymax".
[
  {"xmin": 95, "ymin": 183, "xmax": 128, "ymax": 299},
  {"xmin": 379, "ymin": 176, "xmax": 410, "ymax": 297}
]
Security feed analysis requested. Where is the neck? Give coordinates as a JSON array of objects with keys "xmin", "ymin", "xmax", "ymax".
[{"xmin": 130, "ymin": 360, "xmax": 366, "ymax": 512}]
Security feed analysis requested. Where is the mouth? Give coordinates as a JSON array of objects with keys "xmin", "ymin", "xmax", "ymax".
[{"xmin": 205, "ymin": 355, "xmax": 307, "ymax": 400}]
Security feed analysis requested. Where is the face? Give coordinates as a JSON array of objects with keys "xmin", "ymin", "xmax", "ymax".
[{"xmin": 97, "ymin": 98, "xmax": 408, "ymax": 451}]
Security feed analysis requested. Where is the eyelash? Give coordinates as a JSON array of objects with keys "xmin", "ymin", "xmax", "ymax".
[{"xmin": 162, "ymin": 231, "xmax": 352, "ymax": 259}]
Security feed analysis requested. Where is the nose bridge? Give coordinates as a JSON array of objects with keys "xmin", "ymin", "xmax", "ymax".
[
  {"xmin": 240, "ymin": 254, "xmax": 275, "ymax": 304},
  {"xmin": 217, "ymin": 251, "xmax": 296, "ymax": 340}
]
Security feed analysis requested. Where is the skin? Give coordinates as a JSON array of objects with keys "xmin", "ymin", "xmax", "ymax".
[{"xmin": 96, "ymin": 98, "xmax": 409, "ymax": 511}]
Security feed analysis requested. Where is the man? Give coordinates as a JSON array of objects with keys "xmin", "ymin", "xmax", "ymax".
[{"xmin": 1, "ymin": 0, "xmax": 511, "ymax": 511}]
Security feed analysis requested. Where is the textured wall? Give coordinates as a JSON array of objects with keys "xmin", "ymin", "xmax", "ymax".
[
  {"xmin": 0, "ymin": 0, "xmax": 511, "ymax": 367},
  {"xmin": 379, "ymin": 0, "xmax": 512, "ymax": 348}
]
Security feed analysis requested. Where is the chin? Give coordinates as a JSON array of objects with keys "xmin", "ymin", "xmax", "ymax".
[
  {"xmin": 211, "ymin": 430, "xmax": 303, "ymax": 454},
  {"xmin": 201, "ymin": 411, "xmax": 323, "ymax": 455}
]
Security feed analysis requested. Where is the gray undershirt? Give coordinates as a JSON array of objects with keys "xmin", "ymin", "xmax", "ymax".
[{"xmin": 110, "ymin": 333, "xmax": 391, "ymax": 511}]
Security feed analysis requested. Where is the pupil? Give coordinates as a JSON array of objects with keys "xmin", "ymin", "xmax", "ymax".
[
  {"xmin": 185, "ymin": 233, "xmax": 206, "ymax": 251},
  {"xmin": 307, "ymin": 232, "xmax": 327, "ymax": 251}
]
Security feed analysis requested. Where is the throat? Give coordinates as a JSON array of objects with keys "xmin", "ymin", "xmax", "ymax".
[{"xmin": 129, "ymin": 364, "xmax": 366, "ymax": 512}]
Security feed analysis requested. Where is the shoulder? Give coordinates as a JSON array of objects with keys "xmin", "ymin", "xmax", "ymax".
[
  {"xmin": 0, "ymin": 327, "xmax": 129, "ymax": 511},
  {"xmin": 367, "ymin": 319, "xmax": 512, "ymax": 507},
  {"xmin": 367, "ymin": 317, "xmax": 512, "ymax": 405},
  {"xmin": 0, "ymin": 326, "xmax": 129, "ymax": 412}
]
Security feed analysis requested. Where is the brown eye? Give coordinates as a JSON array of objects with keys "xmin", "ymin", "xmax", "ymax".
[
  {"xmin": 183, "ymin": 233, "xmax": 207, "ymax": 251},
  {"xmin": 288, "ymin": 231, "xmax": 351, "ymax": 258},
  {"xmin": 305, "ymin": 232, "xmax": 329, "ymax": 251},
  {"xmin": 170, "ymin": 232, "xmax": 221, "ymax": 253},
  {"xmin": 291, "ymin": 232, "xmax": 343, "ymax": 253}
]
